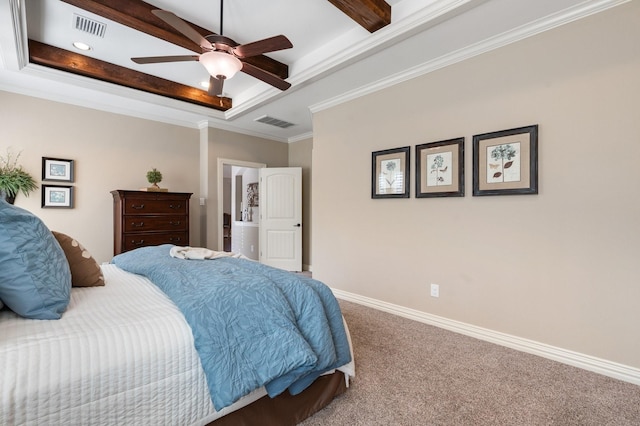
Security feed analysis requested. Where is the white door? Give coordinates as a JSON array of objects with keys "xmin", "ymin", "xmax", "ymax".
[{"xmin": 259, "ymin": 167, "xmax": 302, "ymax": 271}]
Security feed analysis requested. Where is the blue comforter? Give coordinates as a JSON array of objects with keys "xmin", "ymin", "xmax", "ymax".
[{"xmin": 111, "ymin": 245, "xmax": 351, "ymax": 410}]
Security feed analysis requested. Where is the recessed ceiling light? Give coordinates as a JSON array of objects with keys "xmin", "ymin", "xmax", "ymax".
[{"xmin": 72, "ymin": 41, "xmax": 92, "ymax": 51}]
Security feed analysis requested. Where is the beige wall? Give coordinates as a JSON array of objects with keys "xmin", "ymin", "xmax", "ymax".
[
  {"xmin": 204, "ymin": 127, "xmax": 289, "ymax": 251},
  {"xmin": 0, "ymin": 91, "xmax": 306, "ymax": 265},
  {"xmin": 289, "ymin": 138, "xmax": 313, "ymax": 270},
  {"xmin": 1, "ymin": 91, "xmax": 201, "ymax": 263},
  {"xmin": 312, "ymin": 2, "xmax": 640, "ymax": 368}
]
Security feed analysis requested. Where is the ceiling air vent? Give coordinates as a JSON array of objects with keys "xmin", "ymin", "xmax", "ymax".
[
  {"xmin": 73, "ymin": 14, "xmax": 107, "ymax": 38},
  {"xmin": 255, "ymin": 115, "xmax": 295, "ymax": 129}
]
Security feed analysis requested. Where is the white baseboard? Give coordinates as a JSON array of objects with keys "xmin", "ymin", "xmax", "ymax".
[{"xmin": 332, "ymin": 288, "xmax": 640, "ymax": 386}]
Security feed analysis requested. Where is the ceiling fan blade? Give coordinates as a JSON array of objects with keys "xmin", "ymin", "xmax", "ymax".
[
  {"xmin": 241, "ymin": 62, "xmax": 291, "ymax": 91},
  {"xmin": 152, "ymin": 9, "xmax": 212, "ymax": 50},
  {"xmin": 208, "ymin": 75, "xmax": 225, "ymax": 96},
  {"xmin": 132, "ymin": 55, "xmax": 200, "ymax": 64},
  {"xmin": 233, "ymin": 35, "xmax": 293, "ymax": 58}
]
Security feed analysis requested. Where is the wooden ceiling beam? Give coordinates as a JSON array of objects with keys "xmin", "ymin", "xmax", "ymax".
[
  {"xmin": 28, "ymin": 40, "xmax": 232, "ymax": 111},
  {"xmin": 60, "ymin": 0, "xmax": 288, "ymax": 79},
  {"xmin": 327, "ymin": 0, "xmax": 391, "ymax": 33}
]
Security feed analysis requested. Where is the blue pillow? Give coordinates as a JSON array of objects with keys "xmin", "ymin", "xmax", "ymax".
[{"xmin": 0, "ymin": 199, "xmax": 71, "ymax": 319}]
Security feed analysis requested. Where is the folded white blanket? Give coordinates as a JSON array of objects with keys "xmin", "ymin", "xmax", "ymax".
[{"xmin": 169, "ymin": 246, "xmax": 243, "ymax": 260}]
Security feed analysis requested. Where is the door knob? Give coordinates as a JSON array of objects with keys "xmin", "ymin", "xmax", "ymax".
[{"xmin": 294, "ymin": 223, "xmax": 301, "ymax": 227}]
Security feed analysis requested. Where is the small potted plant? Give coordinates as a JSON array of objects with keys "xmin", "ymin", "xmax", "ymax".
[
  {"xmin": 0, "ymin": 149, "xmax": 38, "ymax": 204},
  {"xmin": 145, "ymin": 167, "xmax": 166, "ymax": 192}
]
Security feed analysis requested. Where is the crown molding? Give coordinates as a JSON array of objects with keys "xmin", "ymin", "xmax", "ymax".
[
  {"xmin": 0, "ymin": 0, "xmax": 28, "ymax": 70},
  {"xmin": 197, "ymin": 119, "xmax": 290, "ymax": 143},
  {"xmin": 287, "ymin": 132, "xmax": 314, "ymax": 144},
  {"xmin": 226, "ymin": 0, "xmax": 479, "ymax": 121},
  {"xmin": 310, "ymin": 0, "xmax": 630, "ymax": 114}
]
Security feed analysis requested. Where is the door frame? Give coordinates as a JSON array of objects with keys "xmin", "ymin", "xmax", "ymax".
[{"xmin": 216, "ymin": 158, "xmax": 266, "ymax": 251}]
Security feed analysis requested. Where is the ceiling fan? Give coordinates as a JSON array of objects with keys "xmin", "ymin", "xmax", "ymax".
[{"xmin": 131, "ymin": 0, "xmax": 293, "ymax": 97}]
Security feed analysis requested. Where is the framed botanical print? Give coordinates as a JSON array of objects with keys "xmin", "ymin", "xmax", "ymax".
[
  {"xmin": 42, "ymin": 157, "xmax": 74, "ymax": 182},
  {"xmin": 371, "ymin": 146, "xmax": 410, "ymax": 199},
  {"xmin": 42, "ymin": 185, "xmax": 74, "ymax": 208},
  {"xmin": 473, "ymin": 125, "xmax": 538, "ymax": 196},
  {"xmin": 415, "ymin": 137, "xmax": 464, "ymax": 198}
]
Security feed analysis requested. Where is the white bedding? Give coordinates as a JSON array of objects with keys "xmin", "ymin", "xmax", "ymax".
[{"xmin": 0, "ymin": 264, "xmax": 354, "ymax": 426}]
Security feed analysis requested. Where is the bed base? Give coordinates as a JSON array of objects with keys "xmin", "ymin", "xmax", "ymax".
[{"xmin": 208, "ymin": 371, "xmax": 347, "ymax": 426}]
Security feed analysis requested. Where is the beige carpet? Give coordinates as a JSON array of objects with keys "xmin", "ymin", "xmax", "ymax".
[{"xmin": 301, "ymin": 300, "xmax": 640, "ymax": 425}]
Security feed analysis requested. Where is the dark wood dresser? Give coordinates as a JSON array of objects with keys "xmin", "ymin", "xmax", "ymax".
[{"xmin": 111, "ymin": 190, "xmax": 192, "ymax": 255}]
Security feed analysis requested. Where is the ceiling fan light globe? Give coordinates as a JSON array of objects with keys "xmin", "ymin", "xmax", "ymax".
[{"xmin": 200, "ymin": 51, "xmax": 242, "ymax": 79}]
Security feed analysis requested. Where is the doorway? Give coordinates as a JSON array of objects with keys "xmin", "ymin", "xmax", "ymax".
[{"xmin": 217, "ymin": 158, "xmax": 265, "ymax": 258}]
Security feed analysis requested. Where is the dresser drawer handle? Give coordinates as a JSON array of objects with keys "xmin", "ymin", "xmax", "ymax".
[
  {"xmin": 131, "ymin": 239, "xmax": 145, "ymax": 246},
  {"xmin": 131, "ymin": 221, "xmax": 145, "ymax": 227},
  {"xmin": 169, "ymin": 221, "xmax": 182, "ymax": 226},
  {"xmin": 169, "ymin": 204, "xmax": 181, "ymax": 210},
  {"xmin": 169, "ymin": 237, "xmax": 182, "ymax": 242},
  {"xmin": 131, "ymin": 204, "xmax": 145, "ymax": 210}
]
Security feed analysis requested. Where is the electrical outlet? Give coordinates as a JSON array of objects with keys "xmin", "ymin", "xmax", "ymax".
[{"xmin": 430, "ymin": 283, "xmax": 439, "ymax": 298}]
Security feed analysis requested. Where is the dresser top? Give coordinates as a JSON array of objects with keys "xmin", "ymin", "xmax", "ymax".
[{"xmin": 111, "ymin": 189, "xmax": 193, "ymax": 197}]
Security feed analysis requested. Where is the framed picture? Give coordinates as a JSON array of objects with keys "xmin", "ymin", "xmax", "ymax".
[
  {"xmin": 371, "ymin": 146, "xmax": 410, "ymax": 199},
  {"xmin": 42, "ymin": 185, "xmax": 74, "ymax": 208},
  {"xmin": 247, "ymin": 182, "xmax": 259, "ymax": 206},
  {"xmin": 415, "ymin": 137, "xmax": 464, "ymax": 198},
  {"xmin": 473, "ymin": 125, "xmax": 538, "ymax": 196},
  {"xmin": 42, "ymin": 157, "xmax": 74, "ymax": 182}
]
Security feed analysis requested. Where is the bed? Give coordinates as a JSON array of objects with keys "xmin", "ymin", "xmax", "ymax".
[{"xmin": 0, "ymin": 200, "xmax": 354, "ymax": 425}]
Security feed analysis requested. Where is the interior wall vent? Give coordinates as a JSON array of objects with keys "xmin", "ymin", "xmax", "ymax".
[
  {"xmin": 255, "ymin": 115, "xmax": 295, "ymax": 129},
  {"xmin": 73, "ymin": 14, "xmax": 107, "ymax": 38}
]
